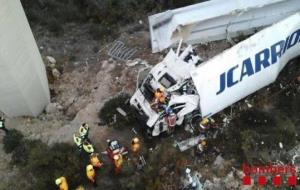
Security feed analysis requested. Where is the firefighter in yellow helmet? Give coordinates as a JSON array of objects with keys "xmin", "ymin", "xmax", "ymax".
[
  {"xmin": 113, "ymin": 154, "xmax": 123, "ymax": 175},
  {"xmin": 197, "ymin": 139, "xmax": 207, "ymax": 155},
  {"xmin": 83, "ymin": 140, "xmax": 94, "ymax": 154},
  {"xmin": 55, "ymin": 176, "xmax": 68, "ymax": 190},
  {"xmin": 131, "ymin": 137, "xmax": 141, "ymax": 155},
  {"xmin": 200, "ymin": 118, "xmax": 209, "ymax": 129},
  {"xmin": 90, "ymin": 153, "xmax": 103, "ymax": 169},
  {"xmin": 79, "ymin": 123, "xmax": 89, "ymax": 141},
  {"xmin": 86, "ymin": 164, "xmax": 97, "ymax": 186},
  {"xmin": 73, "ymin": 134, "xmax": 83, "ymax": 151},
  {"xmin": 154, "ymin": 88, "xmax": 166, "ymax": 104}
]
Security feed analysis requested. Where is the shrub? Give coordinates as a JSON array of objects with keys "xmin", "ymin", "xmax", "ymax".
[
  {"xmin": 98, "ymin": 93, "xmax": 139, "ymax": 129},
  {"xmin": 217, "ymin": 109, "xmax": 296, "ymax": 164},
  {"xmin": 9, "ymin": 138, "xmax": 88, "ymax": 190},
  {"xmin": 21, "ymin": 0, "xmax": 202, "ymax": 37},
  {"xmin": 3, "ymin": 129, "xmax": 24, "ymax": 153}
]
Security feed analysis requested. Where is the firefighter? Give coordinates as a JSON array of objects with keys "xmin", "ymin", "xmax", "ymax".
[
  {"xmin": 0, "ymin": 116, "xmax": 8, "ymax": 134},
  {"xmin": 200, "ymin": 118, "xmax": 210, "ymax": 130},
  {"xmin": 83, "ymin": 140, "xmax": 94, "ymax": 154},
  {"xmin": 113, "ymin": 154, "xmax": 123, "ymax": 175},
  {"xmin": 79, "ymin": 123, "xmax": 89, "ymax": 141},
  {"xmin": 90, "ymin": 153, "xmax": 103, "ymax": 169},
  {"xmin": 55, "ymin": 176, "xmax": 68, "ymax": 190},
  {"xmin": 73, "ymin": 134, "xmax": 83, "ymax": 151},
  {"xmin": 154, "ymin": 88, "xmax": 166, "ymax": 104},
  {"xmin": 197, "ymin": 139, "xmax": 207, "ymax": 154},
  {"xmin": 131, "ymin": 137, "xmax": 141, "ymax": 155},
  {"xmin": 86, "ymin": 164, "xmax": 97, "ymax": 186}
]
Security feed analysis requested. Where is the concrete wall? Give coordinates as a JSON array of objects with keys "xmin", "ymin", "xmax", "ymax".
[{"xmin": 0, "ymin": 0, "xmax": 50, "ymax": 117}]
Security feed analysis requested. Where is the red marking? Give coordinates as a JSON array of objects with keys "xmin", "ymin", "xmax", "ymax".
[
  {"xmin": 272, "ymin": 175, "xmax": 281, "ymax": 186},
  {"xmin": 258, "ymin": 176, "xmax": 267, "ymax": 186},
  {"xmin": 288, "ymin": 175, "xmax": 297, "ymax": 186},
  {"xmin": 243, "ymin": 176, "xmax": 251, "ymax": 185}
]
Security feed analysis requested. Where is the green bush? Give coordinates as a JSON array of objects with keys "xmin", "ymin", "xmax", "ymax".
[
  {"xmin": 21, "ymin": 0, "xmax": 203, "ymax": 37},
  {"xmin": 9, "ymin": 138, "xmax": 88, "ymax": 190},
  {"xmin": 99, "ymin": 93, "xmax": 139, "ymax": 129},
  {"xmin": 217, "ymin": 109, "xmax": 296, "ymax": 164},
  {"xmin": 3, "ymin": 129, "xmax": 24, "ymax": 153}
]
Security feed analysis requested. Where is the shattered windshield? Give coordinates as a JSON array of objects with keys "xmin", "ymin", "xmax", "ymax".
[
  {"xmin": 137, "ymin": 67, "xmax": 152, "ymax": 88},
  {"xmin": 140, "ymin": 74, "xmax": 155, "ymax": 101},
  {"xmin": 159, "ymin": 73, "xmax": 176, "ymax": 88}
]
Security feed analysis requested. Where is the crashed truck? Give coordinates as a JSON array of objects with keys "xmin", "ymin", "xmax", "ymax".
[{"xmin": 130, "ymin": 0, "xmax": 300, "ymax": 136}]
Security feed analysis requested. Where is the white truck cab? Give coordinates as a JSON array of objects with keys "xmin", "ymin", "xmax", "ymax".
[{"xmin": 130, "ymin": 46, "xmax": 202, "ymax": 136}]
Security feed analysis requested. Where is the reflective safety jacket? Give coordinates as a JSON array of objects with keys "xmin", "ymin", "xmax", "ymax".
[
  {"xmin": 79, "ymin": 124, "xmax": 89, "ymax": 139},
  {"xmin": 83, "ymin": 142, "xmax": 94, "ymax": 154}
]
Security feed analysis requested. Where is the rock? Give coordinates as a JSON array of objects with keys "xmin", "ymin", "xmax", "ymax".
[
  {"xmin": 203, "ymin": 178, "xmax": 223, "ymax": 190},
  {"xmin": 73, "ymin": 61, "xmax": 80, "ymax": 66},
  {"xmin": 101, "ymin": 60, "xmax": 109, "ymax": 65},
  {"xmin": 52, "ymin": 68, "xmax": 61, "ymax": 79},
  {"xmin": 46, "ymin": 56, "xmax": 56, "ymax": 65},
  {"xmin": 213, "ymin": 155, "xmax": 225, "ymax": 170},
  {"xmin": 45, "ymin": 102, "xmax": 62, "ymax": 114},
  {"xmin": 223, "ymin": 171, "xmax": 239, "ymax": 189},
  {"xmin": 203, "ymin": 180, "xmax": 213, "ymax": 190}
]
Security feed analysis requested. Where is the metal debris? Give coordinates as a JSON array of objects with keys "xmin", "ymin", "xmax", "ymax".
[
  {"xmin": 131, "ymin": 128, "xmax": 138, "ymax": 134},
  {"xmin": 108, "ymin": 40, "xmax": 137, "ymax": 61},
  {"xmin": 116, "ymin": 107, "xmax": 127, "ymax": 117},
  {"xmin": 126, "ymin": 58, "xmax": 149, "ymax": 67},
  {"xmin": 176, "ymin": 135, "xmax": 206, "ymax": 152},
  {"xmin": 137, "ymin": 155, "xmax": 146, "ymax": 170}
]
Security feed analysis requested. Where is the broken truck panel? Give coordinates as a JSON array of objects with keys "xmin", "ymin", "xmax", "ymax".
[
  {"xmin": 191, "ymin": 12, "xmax": 300, "ymax": 117},
  {"xmin": 149, "ymin": 0, "xmax": 300, "ymax": 53}
]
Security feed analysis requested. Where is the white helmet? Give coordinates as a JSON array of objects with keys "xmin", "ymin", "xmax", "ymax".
[
  {"xmin": 87, "ymin": 164, "xmax": 93, "ymax": 171},
  {"xmin": 55, "ymin": 178, "xmax": 62, "ymax": 185}
]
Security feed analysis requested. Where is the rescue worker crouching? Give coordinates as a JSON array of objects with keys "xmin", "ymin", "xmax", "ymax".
[
  {"xmin": 197, "ymin": 139, "xmax": 207, "ymax": 155},
  {"xmin": 90, "ymin": 153, "xmax": 103, "ymax": 169},
  {"xmin": 86, "ymin": 164, "xmax": 97, "ymax": 186},
  {"xmin": 113, "ymin": 154, "xmax": 123, "ymax": 175},
  {"xmin": 55, "ymin": 176, "xmax": 68, "ymax": 190},
  {"xmin": 131, "ymin": 137, "xmax": 141, "ymax": 155},
  {"xmin": 151, "ymin": 87, "xmax": 168, "ymax": 111},
  {"xmin": 154, "ymin": 88, "xmax": 166, "ymax": 104}
]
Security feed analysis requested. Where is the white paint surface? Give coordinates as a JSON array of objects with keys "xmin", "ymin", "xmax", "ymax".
[
  {"xmin": 191, "ymin": 12, "xmax": 300, "ymax": 117},
  {"xmin": 149, "ymin": 0, "xmax": 300, "ymax": 53}
]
